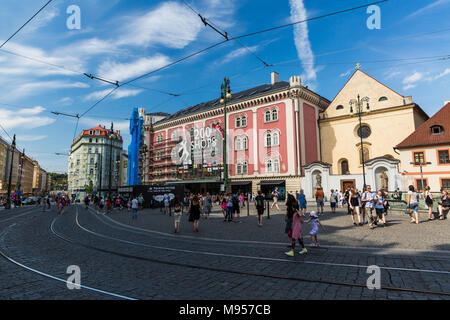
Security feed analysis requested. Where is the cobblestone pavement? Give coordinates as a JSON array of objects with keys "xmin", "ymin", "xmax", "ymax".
[{"xmin": 0, "ymin": 204, "xmax": 449, "ymax": 300}]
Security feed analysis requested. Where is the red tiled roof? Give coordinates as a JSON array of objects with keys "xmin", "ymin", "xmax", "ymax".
[
  {"xmin": 396, "ymin": 103, "xmax": 450, "ymax": 149},
  {"xmin": 82, "ymin": 125, "xmax": 122, "ymax": 141}
]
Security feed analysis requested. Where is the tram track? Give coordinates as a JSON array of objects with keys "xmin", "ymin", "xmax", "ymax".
[
  {"xmin": 0, "ymin": 208, "xmax": 137, "ymax": 300},
  {"xmin": 91, "ymin": 207, "xmax": 450, "ymax": 261},
  {"xmin": 49, "ymin": 207, "xmax": 450, "ymax": 298}
]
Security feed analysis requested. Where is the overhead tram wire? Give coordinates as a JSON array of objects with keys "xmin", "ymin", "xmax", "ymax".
[
  {"xmin": 0, "ymin": 0, "xmax": 54, "ymax": 49},
  {"xmin": 181, "ymin": 0, "xmax": 273, "ymax": 67},
  {"xmin": 0, "ymin": 48, "xmax": 180, "ymax": 95},
  {"xmin": 56, "ymin": 0, "xmax": 392, "ymax": 120}
]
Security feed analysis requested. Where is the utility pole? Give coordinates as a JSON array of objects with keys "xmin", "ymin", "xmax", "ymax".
[
  {"xmin": 220, "ymin": 77, "xmax": 232, "ymax": 194},
  {"xmin": 349, "ymin": 94, "xmax": 370, "ymax": 190},
  {"xmin": 108, "ymin": 122, "xmax": 114, "ymax": 197},
  {"xmin": 6, "ymin": 134, "xmax": 16, "ymax": 209}
]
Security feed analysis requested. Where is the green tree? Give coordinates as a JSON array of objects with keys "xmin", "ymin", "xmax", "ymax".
[{"xmin": 85, "ymin": 180, "xmax": 94, "ymax": 195}]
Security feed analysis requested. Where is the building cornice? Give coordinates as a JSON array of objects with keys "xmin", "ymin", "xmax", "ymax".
[
  {"xmin": 319, "ymin": 103, "xmax": 420, "ymax": 124},
  {"xmin": 153, "ymin": 86, "xmax": 329, "ymax": 131}
]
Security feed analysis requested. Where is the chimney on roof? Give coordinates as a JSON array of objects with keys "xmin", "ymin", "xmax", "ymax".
[{"xmin": 271, "ymin": 72, "xmax": 279, "ymax": 85}]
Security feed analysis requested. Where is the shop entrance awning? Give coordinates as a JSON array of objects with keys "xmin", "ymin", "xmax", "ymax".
[
  {"xmin": 231, "ymin": 181, "xmax": 252, "ymax": 186},
  {"xmin": 258, "ymin": 180, "xmax": 285, "ymax": 186},
  {"xmin": 167, "ymin": 179, "xmax": 221, "ymax": 184}
]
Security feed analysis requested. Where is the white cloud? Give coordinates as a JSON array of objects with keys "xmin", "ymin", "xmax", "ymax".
[
  {"xmin": 84, "ymin": 88, "xmax": 143, "ymax": 101},
  {"xmin": 403, "ymin": 72, "xmax": 423, "ymax": 84},
  {"xmin": 97, "ymin": 55, "xmax": 171, "ymax": 82},
  {"xmin": 17, "ymin": 134, "xmax": 48, "ymax": 141},
  {"xmin": 222, "ymin": 45, "xmax": 259, "ymax": 64},
  {"xmin": 10, "ymin": 80, "xmax": 89, "ymax": 98},
  {"xmin": 289, "ymin": 0, "xmax": 317, "ymax": 82},
  {"xmin": 403, "ymin": 84, "xmax": 416, "ymax": 90},
  {"xmin": 0, "ymin": 107, "xmax": 55, "ymax": 130},
  {"xmin": 26, "ymin": 6, "xmax": 60, "ymax": 32},
  {"xmin": 57, "ymin": 97, "xmax": 74, "ymax": 106},
  {"xmin": 403, "ymin": 0, "xmax": 450, "ymax": 21},
  {"xmin": 117, "ymin": 2, "xmax": 203, "ymax": 49},
  {"xmin": 430, "ymin": 68, "xmax": 450, "ymax": 81}
]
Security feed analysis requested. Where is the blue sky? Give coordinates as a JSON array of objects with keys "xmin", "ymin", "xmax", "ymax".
[{"xmin": 0, "ymin": 0, "xmax": 449, "ymax": 173}]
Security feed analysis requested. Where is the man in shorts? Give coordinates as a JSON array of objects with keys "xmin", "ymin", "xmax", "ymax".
[
  {"xmin": 232, "ymin": 193, "xmax": 241, "ymax": 223},
  {"xmin": 361, "ymin": 185, "xmax": 375, "ymax": 227},
  {"xmin": 271, "ymin": 187, "xmax": 281, "ymax": 211},
  {"xmin": 255, "ymin": 190, "xmax": 266, "ymax": 226},
  {"xmin": 315, "ymin": 187, "xmax": 325, "ymax": 215}
]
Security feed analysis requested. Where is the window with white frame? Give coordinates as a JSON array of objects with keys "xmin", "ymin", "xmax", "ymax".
[
  {"xmin": 272, "ymin": 109, "xmax": 278, "ymax": 121},
  {"xmin": 266, "ymin": 159, "xmax": 272, "ymax": 173},
  {"xmin": 265, "ymin": 110, "xmax": 271, "ymax": 122},
  {"xmin": 272, "ymin": 131, "xmax": 279, "ymax": 146},
  {"xmin": 264, "ymin": 108, "xmax": 279, "ymax": 122},
  {"xmin": 273, "ymin": 159, "xmax": 280, "ymax": 173},
  {"xmin": 235, "ymin": 137, "xmax": 241, "ymax": 151},
  {"xmin": 235, "ymin": 117, "xmax": 241, "ymax": 128},
  {"xmin": 156, "ymin": 134, "xmax": 163, "ymax": 143},
  {"xmin": 241, "ymin": 115, "xmax": 247, "ymax": 127},
  {"xmin": 265, "ymin": 132, "xmax": 272, "ymax": 147},
  {"xmin": 156, "ymin": 152, "xmax": 162, "ymax": 161},
  {"xmin": 235, "ymin": 136, "xmax": 248, "ymax": 151},
  {"xmin": 236, "ymin": 161, "xmax": 248, "ymax": 175}
]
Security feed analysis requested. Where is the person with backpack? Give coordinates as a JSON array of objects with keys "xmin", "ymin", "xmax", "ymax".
[{"xmin": 254, "ymin": 190, "xmax": 266, "ymax": 226}]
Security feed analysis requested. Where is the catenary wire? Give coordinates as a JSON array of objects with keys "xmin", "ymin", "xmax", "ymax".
[{"xmin": 0, "ymin": 0, "xmax": 54, "ymax": 49}]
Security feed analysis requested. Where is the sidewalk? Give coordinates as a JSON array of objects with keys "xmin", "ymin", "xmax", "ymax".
[{"xmin": 104, "ymin": 203, "xmax": 450, "ymax": 253}]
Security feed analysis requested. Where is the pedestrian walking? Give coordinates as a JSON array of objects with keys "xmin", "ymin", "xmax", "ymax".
[
  {"xmin": 438, "ymin": 190, "xmax": 449, "ymax": 220},
  {"xmin": 407, "ymin": 185, "xmax": 419, "ymax": 224},
  {"xmin": 232, "ymin": 193, "xmax": 241, "ymax": 223},
  {"xmin": 285, "ymin": 203, "xmax": 307, "ymax": 256},
  {"xmin": 304, "ymin": 211, "xmax": 326, "ymax": 247},
  {"xmin": 254, "ymin": 190, "xmax": 265, "ymax": 226},
  {"xmin": 173, "ymin": 197, "xmax": 183, "ymax": 233},
  {"xmin": 131, "ymin": 196, "xmax": 139, "ymax": 219},
  {"xmin": 224, "ymin": 193, "xmax": 233, "ymax": 222},
  {"xmin": 374, "ymin": 189, "xmax": 388, "ymax": 226},
  {"xmin": 423, "ymin": 186, "xmax": 435, "ymax": 220},
  {"xmin": 188, "ymin": 195, "xmax": 201, "ymax": 232},
  {"xmin": 329, "ymin": 189, "xmax": 338, "ymax": 213},
  {"xmin": 99, "ymin": 197, "xmax": 104, "ymax": 214},
  {"xmin": 271, "ymin": 187, "xmax": 281, "ymax": 211},
  {"xmin": 314, "ymin": 187, "xmax": 325, "ymax": 215},
  {"xmin": 202, "ymin": 193, "xmax": 212, "ymax": 219},
  {"xmin": 163, "ymin": 193, "xmax": 170, "ymax": 215},
  {"xmin": 284, "ymin": 194, "xmax": 298, "ymax": 247},
  {"xmin": 349, "ymin": 187, "xmax": 362, "ymax": 226},
  {"xmin": 362, "ymin": 185, "xmax": 375, "ymax": 227},
  {"xmin": 220, "ymin": 195, "xmax": 227, "ymax": 218},
  {"xmin": 138, "ymin": 193, "xmax": 144, "ymax": 210},
  {"xmin": 298, "ymin": 189, "xmax": 307, "ymax": 215}
]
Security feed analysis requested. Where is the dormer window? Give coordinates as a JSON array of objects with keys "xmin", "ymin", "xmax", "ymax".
[
  {"xmin": 431, "ymin": 125, "xmax": 444, "ymax": 135},
  {"xmin": 378, "ymin": 97, "xmax": 388, "ymax": 102}
]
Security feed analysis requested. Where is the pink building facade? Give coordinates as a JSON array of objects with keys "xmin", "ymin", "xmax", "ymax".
[{"xmin": 144, "ymin": 74, "xmax": 329, "ymax": 196}]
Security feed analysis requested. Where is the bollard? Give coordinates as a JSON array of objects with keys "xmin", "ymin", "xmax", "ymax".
[
  {"xmin": 247, "ymin": 200, "xmax": 250, "ymax": 216},
  {"xmin": 267, "ymin": 199, "xmax": 270, "ymax": 219}
]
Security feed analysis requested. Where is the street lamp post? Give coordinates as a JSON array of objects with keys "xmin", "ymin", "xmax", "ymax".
[
  {"xmin": 6, "ymin": 134, "xmax": 16, "ymax": 209},
  {"xmin": 17, "ymin": 149, "xmax": 25, "ymax": 196},
  {"xmin": 220, "ymin": 77, "xmax": 232, "ymax": 194},
  {"xmin": 108, "ymin": 122, "xmax": 115, "ymax": 197},
  {"xmin": 349, "ymin": 94, "xmax": 370, "ymax": 190},
  {"xmin": 410, "ymin": 161, "xmax": 431, "ymax": 191}
]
